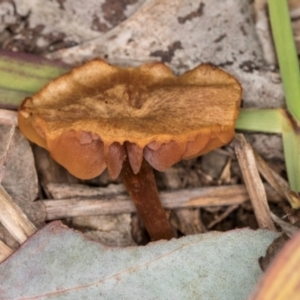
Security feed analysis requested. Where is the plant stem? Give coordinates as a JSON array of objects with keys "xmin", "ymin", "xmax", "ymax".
[
  {"xmin": 268, "ymin": 0, "xmax": 300, "ymax": 122},
  {"xmin": 120, "ymin": 156, "xmax": 174, "ymax": 241}
]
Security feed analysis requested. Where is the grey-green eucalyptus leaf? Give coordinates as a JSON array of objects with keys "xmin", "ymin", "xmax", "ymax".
[{"xmin": 0, "ymin": 221, "xmax": 279, "ymax": 300}]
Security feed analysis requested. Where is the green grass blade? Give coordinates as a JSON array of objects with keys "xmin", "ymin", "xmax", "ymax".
[
  {"xmin": 235, "ymin": 109, "xmax": 283, "ymax": 133},
  {"xmin": 0, "ymin": 87, "xmax": 31, "ymax": 110},
  {"xmin": 282, "ymin": 129, "xmax": 300, "ymax": 192},
  {"xmin": 268, "ymin": 0, "xmax": 300, "ymax": 122},
  {"xmin": 0, "ymin": 73, "xmax": 51, "ymax": 94},
  {"xmin": 0, "ymin": 50, "xmax": 69, "ymax": 93}
]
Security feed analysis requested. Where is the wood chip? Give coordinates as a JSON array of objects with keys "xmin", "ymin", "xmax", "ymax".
[
  {"xmin": 0, "ymin": 126, "xmax": 15, "ymax": 183},
  {"xmin": 175, "ymin": 208, "xmax": 205, "ymax": 235},
  {"xmin": 234, "ymin": 134, "xmax": 276, "ymax": 230},
  {"xmin": 0, "ymin": 239, "xmax": 13, "ymax": 263},
  {"xmin": 0, "ymin": 185, "xmax": 36, "ymax": 244}
]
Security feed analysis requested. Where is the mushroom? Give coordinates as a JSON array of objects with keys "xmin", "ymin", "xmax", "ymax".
[{"xmin": 18, "ymin": 60, "xmax": 242, "ymax": 241}]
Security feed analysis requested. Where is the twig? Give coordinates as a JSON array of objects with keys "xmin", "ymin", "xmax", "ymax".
[
  {"xmin": 270, "ymin": 212, "xmax": 299, "ymax": 237},
  {"xmin": 41, "ymin": 184, "xmax": 282, "ymax": 220},
  {"xmin": 207, "ymin": 204, "xmax": 239, "ymax": 229},
  {"xmin": 254, "ymin": 150, "xmax": 299, "ymax": 207},
  {"xmin": 218, "ymin": 157, "xmax": 232, "ymax": 184},
  {"xmin": 234, "ymin": 134, "xmax": 276, "ymax": 230},
  {"xmin": 0, "ymin": 185, "xmax": 36, "ymax": 243},
  {"xmin": 0, "ymin": 240, "xmax": 13, "ymax": 263}
]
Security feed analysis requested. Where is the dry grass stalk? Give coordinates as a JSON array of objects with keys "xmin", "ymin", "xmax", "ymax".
[
  {"xmin": 234, "ymin": 134, "xmax": 276, "ymax": 230},
  {"xmin": 254, "ymin": 150, "xmax": 298, "ymax": 207},
  {"xmin": 0, "ymin": 109, "xmax": 18, "ymax": 126},
  {"xmin": 218, "ymin": 157, "xmax": 232, "ymax": 184},
  {"xmin": 270, "ymin": 213, "xmax": 298, "ymax": 237},
  {"xmin": 207, "ymin": 204, "xmax": 239, "ymax": 229},
  {"xmin": 42, "ymin": 184, "xmax": 282, "ymax": 220},
  {"xmin": 0, "ymin": 185, "xmax": 36, "ymax": 243},
  {"xmin": 0, "ymin": 240, "xmax": 13, "ymax": 263}
]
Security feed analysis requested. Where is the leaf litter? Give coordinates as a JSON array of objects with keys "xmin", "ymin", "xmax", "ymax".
[{"xmin": 0, "ymin": 0, "xmax": 299, "ymax": 299}]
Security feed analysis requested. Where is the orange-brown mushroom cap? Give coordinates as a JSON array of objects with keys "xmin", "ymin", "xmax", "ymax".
[{"xmin": 18, "ymin": 60, "xmax": 242, "ymax": 180}]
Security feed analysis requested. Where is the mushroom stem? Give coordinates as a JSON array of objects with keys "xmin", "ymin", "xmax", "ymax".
[{"xmin": 120, "ymin": 156, "xmax": 174, "ymax": 241}]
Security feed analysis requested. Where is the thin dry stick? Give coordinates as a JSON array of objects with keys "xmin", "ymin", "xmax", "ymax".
[
  {"xmin": 270, "ymin": 212, "xmax": 298, "ymax": 237},
  {"xmin": 192, "ymin": 209, "xmax": 207, "ymax": 233},
  {"xmin": 218, "ymin": 157, "xmax": 232, "ymax": 184},
  {"xmin": 0, "ymin": 239, "xmax": 13, "ymax": 263},
  {"xmin": 234, "ymin": 134, "xmax": 276, "ymax": 230},
  {"xmin": 42, "ymin": 184, "xmax": 282, "ymax": 220},
  {"xmin": 207, "ymin": 204, "xmax": 239, "ymax": 229},
  {"xmin": 0, "ymin": 185, "xmax": 36, "ymax": 244},
  {"xmin": 254, "ymin": 150, "xmax": 297, "ymax": 207},
  {"xmin": 0, "ymin": 109, "xmax": 18, "ymax": 126}
]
